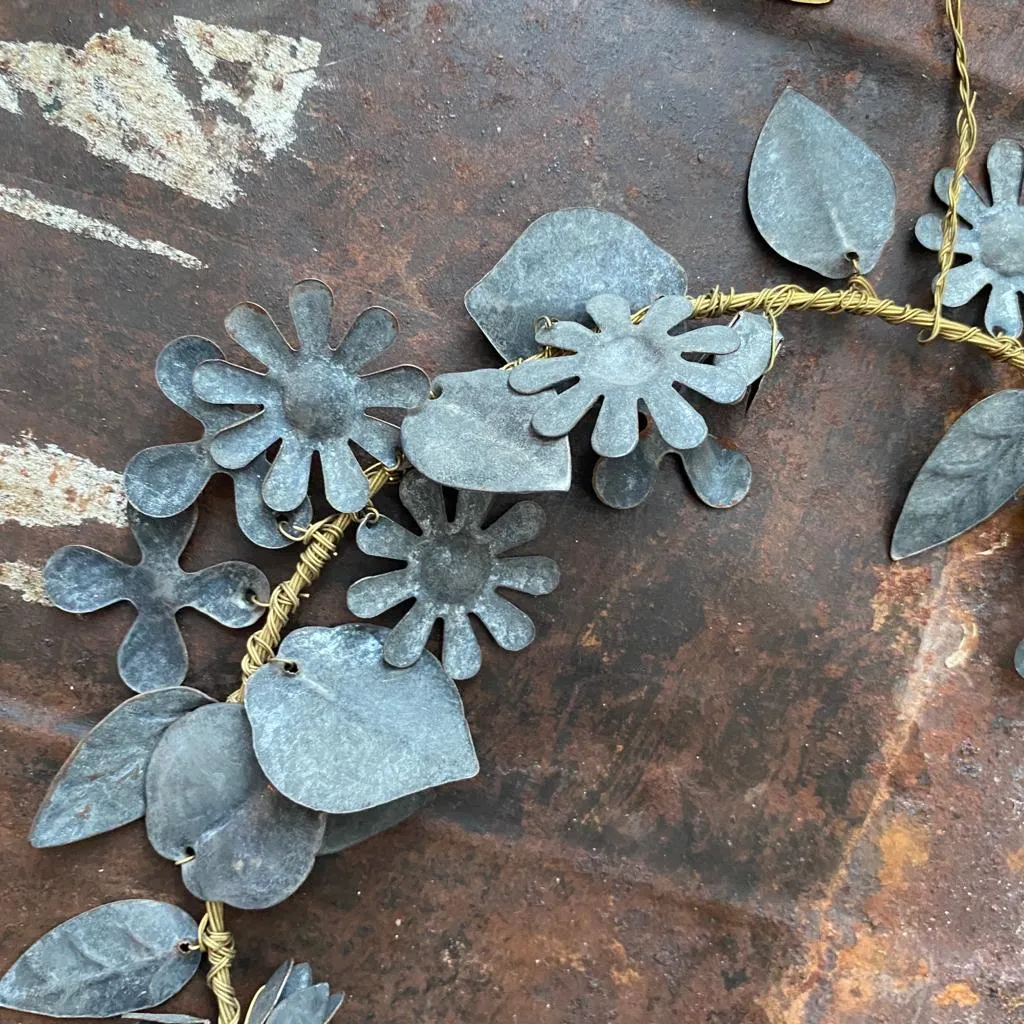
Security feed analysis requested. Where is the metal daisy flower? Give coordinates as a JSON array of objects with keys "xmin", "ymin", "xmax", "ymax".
[
  {"xmin": 508, "ymin": 293, "xmax": 748, "ymax": 458},
  {"xmin": 347, "ymin": 471, "xmax": 559, "ymax": 680},
  {"xmin": 193, "ymin": 280, "xmax": 429, "ymax": 514},
  {"xmin": 916, "ymin": 139, "xmax": 1024, "ymax": 338}
]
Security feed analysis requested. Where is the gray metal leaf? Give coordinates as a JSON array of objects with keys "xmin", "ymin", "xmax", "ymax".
[
  {"xmin": 748, "ymin": 89, "xmax": 896, "ymax": 277},
  {"xmin": 465, "ymin": 208, "xmax": 687, "ymax": 363},
  {"xmin": 31, "ymin": 687, "xmax": 215, "ymax": 848},
  {"xmin": 401, "ymin": 368, "xmax": 571, "ymax": 492},
  {"xmin": 593, "ymin": 428, "xmax": 751, "ymax": 511},
  {"xmin": 0, "ymin": 899, "xmax": 200, "ymax": 1017},
  {"xmin": 245, "ymin": 624, "xmax": 479, "ymax": 814},
  {"xmin": 319, "ymin": 790, "xmax": 433, "ymax": 856},
  {"xmin": 124, "ymin": 336, "xmax": 311, "ymax": 549},
  {"xmin": 892, "ymin": 390, "xmax": 1024, "ymax": 559},
  {"xmin": 44, "ymin": 506, "xmax": 269, "ymax": 692},
  {"xmin": 267, "ymin": 984, "xmax": 332, "ymax": 1024},
  {"xmin": 280, "ymin": 964, "xmax": 313, "ymax": 1000},
  {"xmin": 247, "ymin": 961, "xmax": 294, "ymax": 1024},
  {"xmin": 145, "ymin": 703, "xmax": 326, "ymax": 910}
]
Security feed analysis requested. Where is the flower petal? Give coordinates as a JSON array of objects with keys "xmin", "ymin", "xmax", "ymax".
[
  {"xmin": 361, "ymin": 366, "xmax": 430, "ymax": 410},
  {"xmin": 231, "ymin": 461, "xmax": 311, "ymax": 550},
  {"xmin": 348, "ymin": 568, "xmax": 418, "ymax": 617},
  {"xmin": 263, "ymin": 437, "xmax": 314, "ymax": 513},
  {"xmin": 180, "ymin": 562, "xmax": 269, "ymax": 627},
  {"xmin": 641, "ymin": 386, "xmax": 708, "ymax": 450},
  {"xmin": 585, "ymin": 294, "xmax": 632, "ymax": 330},
  {"xmin": 988, "ymin": 139, "xmax": 1024, "ymax": 206},
  {"xmin": 117, "ymin": 610, "xmax": 187, "ymax": 692},
  {"xmin": 453, "ymin": 488, "xmax": 492, "ymax": 531},
  {"xmin": 641, "ymin": 295, "xmax": 693, "ymax": 333},
  {"xmin": 491, "ymin": 555, "xmax": 560, "ymax": 595},
  {"xmin": 355, "ymin": 516, "xmax": 421, "ymax": 561},
  {"xmin": 914, "ymin": 212, "xmax": 981, "ymax": 258},
  {"xmin": 471, "ymin": 591, "xmax": 535, "ymax": 651},
  {"xmin": 289, "ymin": 280, "xmax": 334, "ymax": 359},
  {"xmin": 130, "ymin": 505, "xmax": 197, "ymax": 565},
  {"xmin": 591, "ymin": 394, "xmax": 642, "ymax": 458},
  {"xmin": 508, "ymin": 354, "xmax": 583, "ymax": 394},
  {"xmin": 984, "ymin": 279, "xmax": 1024, "ymax": 338},
  {"xmin": 674, "ymin": 362, "xmax": 747, "ymax": 404},
  {"xmin": 44, "ymin": 546, "xmax": 132, "ymax": 613},
  {"xmin": 442, "ymin": 611, "xmax": 482, "ymax": 680},
  {"xmin": 349, "ymin": 415, "xmax": 401, "ymax": 466},
  {"xmin": 193, "ymin": 360, "xmax": 270, "ymax": 406},
  {"xmin": 335, "ymin": 307, "xmax": 399, "ymax": 372},
  {"xmin": 318, "ymin": 438, "xmax": 370, "ymax": 513},
  {"xmin": 209, "ymin": 414, "xmax": 284, "ymax": 470},
  {"xmin": 935, "ymin": 168, "xmax": 990, "ymax": 227},
  {"xmin": 481, "ymin": 500, "xmax": 545, "ymax": 554},
  {"xmin": 544, "ymin": 320, "xmax": 601, "ymax": 353},
  {"xmin": 530, "ymin": 382, "xmax": 601, "ymax": 438},
  {"xmin": 675, "ymin": 325, "xmax": 741, "ymax": 356},
  {"xmin": 382, "ymin": 600, "xmax": 439, "ymax": 668},
  {"xmin": 939, "ymin": 260, "xmax": 993, "ymax": 307},
  {"xmin": 399, "ymin": 472, "xmax": 448, "ymax": 535},
  {"xmin": 124, "ymin": 442, "xmax": 212, "ymax": 518},
  {"xmin": 156, "ymin": 335, "xmax": 223, "ymax": 417},
  {"xmin": 224, "ymin": 302, "xmax": 296, "ymax": 370}
]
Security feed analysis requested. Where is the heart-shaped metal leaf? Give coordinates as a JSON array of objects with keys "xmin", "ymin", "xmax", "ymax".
[
  {"xmin": 892, "ymin": 389, "xmax": 1024, "ymax": 559},
  {"xmin": 465, "ymin": 208, "xmax": 687, "ymax": 363},
  {"xmin": 145, "ymin": 703, "xmax": 326, "ymax": 910},
  {"xmin": 402, "ymin": 369, "xmax": 571, "ymax": 492},
  {"xmin": 245, "ymin": 624, "xmax": 479, "ymax": 814},
  {"xmin": 748, "ymin": 89, "xmax": 896, "ymax": 277},
  {"xmin": 31, "ymin": 687, "xmax": 215, "ymax": 848},
  {"xmin": 319, "ymin": 790, "xmax": 433, "ymax": 856},
  {"xmin": 0, "ymin": 899, "xmax": 200, "ymax": 1017}
]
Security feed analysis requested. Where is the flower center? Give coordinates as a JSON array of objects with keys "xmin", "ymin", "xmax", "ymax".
[
  {"xmin": 416, "ymin": 533, "xmax": 492, "ymax": 605},
  {"xmin": 584, "ymin": 326, "xmax": 664, "ymax": 387},
  {"xmin": 281, "ymin": 362, "xmax": 360, "ymax": 440},
  {"xmin": 979, "ymin": 206, "xmax": 1024, "ymax": 278}
]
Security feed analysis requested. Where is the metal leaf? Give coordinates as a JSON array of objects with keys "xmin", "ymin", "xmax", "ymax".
[
  {"xmin": 401, "ymin": 368, "xmax": 571, "ymax": 492},
  {"xmin": 145, "ymin": 703, "xmax": 326, "ymax": 910},
  {"xmin": 247, "ymin": 961, "xmax": 294, "ymax": 1024},
  {"xmin": 319, "ymin": 790, "xmax": 433, "ymax": 856},
  {"xmin": 0, "ymin": 899, "xmax": 200, "ymax": 1017},
  {"xmin": 31, "ymin": 687, "xmax": 215, "ymax": 848},
  {"xmin": 748, "ymin": 88, "xmax": 896, "ymax": 277},
  {"xmin": 892, "ymin": 389, "xmax": 1024, "ymax": 559},
  {"xmin": 465, "ymin": 208, "xmax": 687, "ymax": 363},
  {"xmin": 245, "ymin": 624, "xmax": 479, "ymax": 814}
]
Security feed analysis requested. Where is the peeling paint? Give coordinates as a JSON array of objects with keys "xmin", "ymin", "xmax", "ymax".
[
  {"xmin": 0, "ymin": 184, "xmax": 205, "ymax": 268},
  {"xmin": 0, "ymin": 23, "xmax": 321, "ymax": 208},
  {"xmin": 0, "ymin": 438, "xmax": 125, "ymax": 528},
  {"xmin": 0, "ymin": 560, "xmax": 50, "ymax": 605}
]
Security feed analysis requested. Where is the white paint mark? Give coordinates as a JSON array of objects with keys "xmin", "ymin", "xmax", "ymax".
[
  {"xmin": 173, "ymin": 17, "xmax": 321, "ymax": 163},
  {"xmin": 0, "ymin": 184, "xmax": 206, "ymax": 269},
  {"xmin": 0, "ymin": 437, "xmax": 126, "ymax": 529},
  {"xmin": 0, "ymin": 23, "xmax": 321, "ymax": 208},
  {"xmin": 0, "ymin": 75, "xmax": 19, "ymax": 113},
  {"xmin": 0, "ymin": 560, "xmax": 51, "ymax": 605}
]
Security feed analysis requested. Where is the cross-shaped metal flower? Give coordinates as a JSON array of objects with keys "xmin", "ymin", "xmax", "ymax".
[{"xmin": 44, "ymin": 506, "xmax": 269, "ymax": 692}]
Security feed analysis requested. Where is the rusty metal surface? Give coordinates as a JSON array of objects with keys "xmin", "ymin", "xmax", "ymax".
[{"xmin": 1, "ymin": 1, "xmax": 1023, "ymax": 1021}]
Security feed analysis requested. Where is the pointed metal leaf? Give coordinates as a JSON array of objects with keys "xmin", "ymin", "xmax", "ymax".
[
  {"xmin": 0, "ymin": 900, "xmax": 200, "ymax": 1017},
  {"xmin": 465, "ymin": 208, "xmax": 687, "ymax": 363},
  {"xmin": 748, "ymin": 89, "xmax": 896, "ymax": 277},
  {"xmin": 31, "ymin": 687, "xmax": 215, "ymax": 848},
  {"xmin": 892, "ymin": 390, "xmax": 1024, "ymax": 559}
]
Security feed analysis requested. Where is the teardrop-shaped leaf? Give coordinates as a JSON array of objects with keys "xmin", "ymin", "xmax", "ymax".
[
  {"xmin": 0, "ymin": 900, "xmax": 200, "ymax": 1017},
  {"xmin": 31, "ymin": 687, "xmax": 215, "ymax": 848},
  {"xmin": 748, "ymin": 89, "xmax": 896, "ymax": 277},
  {"xmin": 892, "ymin": 390, "xmax": 1024, "ymax": 559}
]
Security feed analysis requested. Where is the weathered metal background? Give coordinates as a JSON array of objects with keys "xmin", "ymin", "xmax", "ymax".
[{"xmin": 1, "ymin": 1, "xmax": 1022, "ymax": 1021}]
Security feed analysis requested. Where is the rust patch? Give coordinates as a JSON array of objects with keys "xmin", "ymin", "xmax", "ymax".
[
  {"xmin": 934, "ymin": 981, "xmax": 981, "ymax": 1008},
  {"xmin": 877, "ymin": 816, "xmax": 930, "ymax": 887}
]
